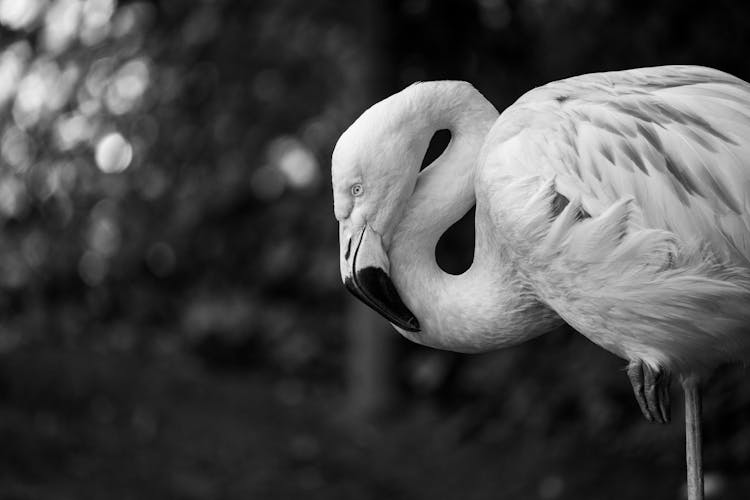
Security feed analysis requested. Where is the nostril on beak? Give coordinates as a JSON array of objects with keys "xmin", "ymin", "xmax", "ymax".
[{"xmin": 344, "ymin": 237, "xmax": 352, "ymax": 261}]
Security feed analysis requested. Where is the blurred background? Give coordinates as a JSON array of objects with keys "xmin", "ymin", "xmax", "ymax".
[{"xmin": 0, "ymin": 0, "xmax": 749, "ymax": 498}]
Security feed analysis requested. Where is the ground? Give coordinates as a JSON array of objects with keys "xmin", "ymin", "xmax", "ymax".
[{"xmin": 0, "ymin": 347, "xmax": 747, "ymax": 500}]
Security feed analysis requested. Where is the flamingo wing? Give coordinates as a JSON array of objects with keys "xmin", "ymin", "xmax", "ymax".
[{"xmin": 485, "ymin": 65, "xmax": 750, "ymax": 262}]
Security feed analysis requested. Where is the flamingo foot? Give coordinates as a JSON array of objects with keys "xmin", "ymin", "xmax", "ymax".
[{"xmin": 627, "ymin": 360, "xmax": 671, "ymax": 424}]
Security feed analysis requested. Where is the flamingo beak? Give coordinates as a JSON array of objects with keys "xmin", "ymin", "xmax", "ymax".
[{"xmin": 340, "ymin": 225, "xmax": 420, "ymax": 332}]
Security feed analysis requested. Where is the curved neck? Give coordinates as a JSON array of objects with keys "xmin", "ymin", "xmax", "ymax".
[
  {"xmin": 389, "ymin": 83, "xmax": 559, "ymax": 352},
  {"xmin": 399, "ymin": 83, "xmax": 495, "ymax": 251}
]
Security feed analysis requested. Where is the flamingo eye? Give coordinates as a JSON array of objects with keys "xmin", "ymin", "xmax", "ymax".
[{"xmin": 351, "ymin": 183, "xmax": 364, "ymax": 197}]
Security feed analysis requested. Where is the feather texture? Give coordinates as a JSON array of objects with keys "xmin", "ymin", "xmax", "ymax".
[
  {"xmin": 484, "ymin": 65, "xmax": 750, "ymax": 264},
  {"xmin": 480, "ymin": 66, "xmax": 750, "ymax": 373},
  {"xmin": 490, "ymin": 174, "xmax": 750, "ymax": 373}
]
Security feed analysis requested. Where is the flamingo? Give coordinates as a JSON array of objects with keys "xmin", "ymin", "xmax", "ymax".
[{"xmin": 331, "ymin": 65, "xmax": 750, "ymax": 500}]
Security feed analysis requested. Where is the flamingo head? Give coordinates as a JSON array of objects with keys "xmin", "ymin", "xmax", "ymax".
[{"xmin": 331, "ymin": 89, "xmax": 429, "ymax": 333}]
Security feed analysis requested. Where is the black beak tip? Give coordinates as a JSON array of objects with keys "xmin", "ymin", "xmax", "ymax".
[{"xmin": 344, "ymin": 267, "xmax": 420, "ymax": 333}]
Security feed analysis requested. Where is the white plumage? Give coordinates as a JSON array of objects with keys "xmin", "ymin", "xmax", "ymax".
[{"xmin": 481, "ymin": 66, "xmax": 750, "ymax": 373}]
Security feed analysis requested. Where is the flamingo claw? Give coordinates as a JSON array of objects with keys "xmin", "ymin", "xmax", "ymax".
[
  {"xmin": 627, "ymin": 361, "xmax": 652, "ymax": 422},
  {"xmin": 627, "ymin": 360, "xmax": 671, "ymax": 424}
]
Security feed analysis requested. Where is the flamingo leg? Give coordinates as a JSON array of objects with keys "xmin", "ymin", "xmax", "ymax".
[
  {"xmin": 627, "ymin": 360, "xmax": 671, "ymax": 423},
  {"xmin": 683, "ymin": 378, "xmax": 704, "ymax": 500}
]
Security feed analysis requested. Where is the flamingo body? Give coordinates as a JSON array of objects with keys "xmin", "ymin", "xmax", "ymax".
[{"xmin": 478, "ymin": 65, "xmax": 750, "ymax": 374}]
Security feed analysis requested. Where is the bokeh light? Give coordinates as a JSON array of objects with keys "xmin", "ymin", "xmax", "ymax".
[
  {"xmin": 42, "ymin": 0, "xmax": 84, "ymax": 54},
  {"xmin": 0, "ymin": 175, "xmax": 28, "ymax": 218},
  {"xmin": 80, "ymin": 0, "xmax": 116, "ymax": 45},
  {"xmin": 43, "ymin": 160, "xmax": 78, "ymax": 198},
  {"xmin": 95, "ymin": 132, "xmax": 132, "ymax": 173},
  {"xmin": 268, "ymin": 136, "xmax": 319, "ymax": 190},
  {"xmin": 1, "ymin": 125, "xmax": 33, "ymax": 171},
  {"xmin": 54, "ymin": 112, "xmax": 93, "ymax": 150},
  {"xmin": 105, "ymin": 57, "xmax": 150, "ymax": 114},
  {"xmin": 12, "ymin": 59, "xmax": 80, "ymax": 129},
  {"xmin": 0, "ymin": 0, "xmax": 44, "ymax": 30},
  {"xmin": 0, "ymin": 42, "xmax": 30, "ymax": 107}
]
